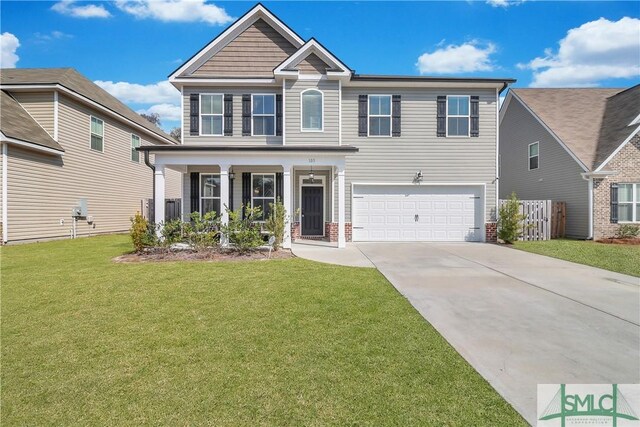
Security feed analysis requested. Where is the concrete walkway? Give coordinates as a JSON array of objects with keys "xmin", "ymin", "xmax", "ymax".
[
  {"xmin": 356, "ymin": 242, "xmax": 640, "ymax": 425},
  {"xmin": 291, "ymin": 240, "xmax": 374, "ymax": 268}
]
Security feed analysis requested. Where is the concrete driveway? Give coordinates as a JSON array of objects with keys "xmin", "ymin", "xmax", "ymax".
[{"xmin": 356, "ymin": 242, "xmax": 640, "ymax": 425}]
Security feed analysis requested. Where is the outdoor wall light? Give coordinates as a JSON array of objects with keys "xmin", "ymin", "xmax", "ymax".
[
  {"xmin": 415, "ymin": 170, "xmax": 423, "ymax": 182},
  {"xmin": 229, "ymin": 170, "xmax": 235, "ymax": 180},
  {"xmin": 309, "ymin": 166, "xmax": 315, "ymax": 183}
]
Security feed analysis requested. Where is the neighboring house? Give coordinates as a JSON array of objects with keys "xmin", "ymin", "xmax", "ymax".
[
  {"xmin": 499, "ymin": 86, "xmax": 640, "ymax": 240},
  {"xmin": 0, "ymin": 68, "xmax": 182, "ymax": 244},
  {"xmin": 142, "ymin": 3, "xmax": 514, "ymax": 248}
]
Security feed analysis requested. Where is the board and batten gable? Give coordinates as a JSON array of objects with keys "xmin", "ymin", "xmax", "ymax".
[
  {"xmin": 339, "ymin": 87, "xmax": 498, "ymax": 223},
  {"xmin": 4, "ymin": 91, "xmax": 181, "ymax": 242},
  {"xmin": 499, "ymin": 94, "xmax": 589, "ymax": 238},
  {"xmin": 285, "ymin": 79, "xmax": 339, "ymax": 145},
  {"xmin": 10, "ymin": 92, "xmax": 55, "ymax": 138}
]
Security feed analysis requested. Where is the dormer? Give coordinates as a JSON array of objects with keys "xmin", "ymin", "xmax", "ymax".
[{"xmin": 274, "ymin": 38, "xmax": 352, "ymax": 81}]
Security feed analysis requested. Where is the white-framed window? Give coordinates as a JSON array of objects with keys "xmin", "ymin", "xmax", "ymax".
[
  {"xmin": 90, "ymin": 116, "xmax": 104, "ymax": 152},
  {"xmin": 618, "ymin": 183, "xmax": 640, "ymax": 222},
  {"xmin": 200, "ymin": 94, "xmax": 223, "ymax": 136},
  {"xmin": 200, "ymin": 174, "xmax": 221, "ymax": 216},
  {"xmin": 301, "ymin": 89, "xmax": 323, "ymax": 131},
  {"xmin": 251, "ymin": 173, "xmax": 275, "ymax": 221},
  {"xmin": 446, "ymin": 95, "xmax": 470, "ymax": 137},
  {"xmin": 131, "ymin": 134, "xmax": 140, "ymax": 162},
  {"xmin": 252, "ymin": 94, "xmax": 275, "ymax": 136},
  {"xmin": 528, "ymin": 142, "xmax": 539, "ymax": 170},
  {"xmin": 368, "ymin": 95, "xmax": 391, "ymax": 136}
]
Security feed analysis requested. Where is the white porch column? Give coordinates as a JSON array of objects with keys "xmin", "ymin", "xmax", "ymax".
[
  {"xmin": 283, "ymin": 163, "xmax": 293, "ymax": 249},
  {"xmin": 337, "ymin": 164, "xmax": 346, "ymax": 248},
  {"xmin": 219, "ymin": 164, "xmax": 230, "ymax": 225},
  {"xmin": 154, "ymin": 164, "xmax": 165, "ymax": 237}
]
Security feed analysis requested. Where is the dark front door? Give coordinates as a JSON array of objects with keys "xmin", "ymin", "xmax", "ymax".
[{"xmin": 301, "ymin": 186, "xmax": 324, "ymax": 236}]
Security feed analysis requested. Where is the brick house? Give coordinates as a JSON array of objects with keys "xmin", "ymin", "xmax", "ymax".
[{"xmin": 499, "ymin": 85, "xmax": 640, "ymax": 240}]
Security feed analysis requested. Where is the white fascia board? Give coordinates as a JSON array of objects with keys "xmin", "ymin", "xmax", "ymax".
[
  {"xmin": 509, "ymin": 91, "xmax": 589, "ymax": 172},
  {"xmin": 594, "ymin": 124, "xmax": 640, "ymax": 172},
  {"xmin": 0, "ymin": 132, "xmax": 64, "ymax": 155},
  {"xmin": 343, "ymin": 80, "xmax": 506, "ymax": 89},
  {"xmin": 170, "ymin": 78, "xmax": 277, "ymax": 88},
  {"xmin": 629, "ymin": 113, "xmax": 640, "ymax": 126},
  {"xmin": 153, "ymin": 152, "xmax": 348, "ymax": 168},
  {"xmin": 171, "ymin": 5, "xmax": 304, "ymax": 79},
  {"xmin": 274, "ymin": 39, "xmax": 351, "ymax": 77},
  {"xmin": 581, "ymin": 171, "xmax": 618, "ymax": 179},
  {"xmin": 1, "ymin": 84, "xmax": 176, "ymax": 145}
]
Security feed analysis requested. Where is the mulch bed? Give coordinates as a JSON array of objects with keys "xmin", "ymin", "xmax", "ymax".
[
  {"xmin": 114, "ymin": 248, "xmax": 294, "ymax": 263},
  {"xmin": 595, "ymin": 238, "xmax": 640, "ymax": 245}
]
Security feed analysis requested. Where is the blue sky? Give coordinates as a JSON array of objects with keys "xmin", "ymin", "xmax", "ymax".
[{"xmin": 1, "ymin": 1, "xmax": 639, "ymax": 131}]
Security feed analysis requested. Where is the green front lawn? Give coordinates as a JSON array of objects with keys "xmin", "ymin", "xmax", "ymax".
[
  {"xmin": 2, "ymin": 235, "xmax": 525, "ymax": 426},
  {"xmin": 514, "ymin": 238, "xmax": 640, "ymax": 277}
]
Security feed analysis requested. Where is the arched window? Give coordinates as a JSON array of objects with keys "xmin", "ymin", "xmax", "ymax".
[{"xmin": 301, "ymin": 89, "xmax": 323, "ymax": 131}]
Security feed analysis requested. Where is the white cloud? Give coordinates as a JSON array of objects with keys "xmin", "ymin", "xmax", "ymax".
[
  {"xmin": 51, "ymin": 0, "xmax": 111, "ymax": 18},
  {"xmin": 94, "ymin": 80, "xmax": 180, "ymax": 104},
  {"xmin": 417, "ymin": 41, "xmax": 496, "ymax": 74},
  {"xmin": 137, "ymin": 103, "xmax": 182, "ymax": 122},
  {"xmin": 34, "ymin": 30, "xmax": 73, "ymax": 43},
  {"xmin": 0, "ymin": 32, "xmax": 20, "ymax": 68},
  {"xmin": 486, "ymin": 0, "xmax": 525, "ymax": 7},
  {"xmin": 520, "ymin": 17, "xmax": 640, "ymax": 87},
  {"xmin": 115, "ymin": 0, "xmax": 233, "ymax": 25}
]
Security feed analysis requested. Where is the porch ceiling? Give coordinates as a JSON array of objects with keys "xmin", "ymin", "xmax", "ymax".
[{"xmin": 138, "ymin": 145, "xmax": 358, "ymax": 153}]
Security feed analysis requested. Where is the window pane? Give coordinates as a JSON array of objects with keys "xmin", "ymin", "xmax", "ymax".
[
  {"xmin": 253, "ymin": 116, "xmax": 274, "ymax": 136},
  {"xmin": 369, "ymin": 117, "xmax": 380, "ymax": 135},
  {"xmin": 252, "ymin": 95, "xmax": 263, "ymax": 114},
  {"xmin": 263, "ymin": 176, "xmax": 274, "ymax": 197},
  {"xmin": 379, "ymin": 96, "xmax": 391, "ymax": 115},
  {"xmin": 202, "ymin": 116, "xmax": 222, "ymax": 135},
  {"xmin": 253, "ymin": 199, "xmax": 271, "ymax": 221},
  {"xmin": 369, "ymin": 96, "xmax": 380, "ymax": 115},
  {"xmin": 369, "ymin": 117, "xmax": 391, "ymax": 136},
  {"xmin": 529, "ymin": 156, "xmax": 539, "ymax": 170},
  {"xmin": 201, "ymin": 199, "xmax": 220, "ymax": 217},
  {"xmin": 211, "ymin": 95, "xmax": 222, "ymax": 114},
  {"xmin": 618, "ymin": 204, "xmax": 633, "ymax": 221},
  {"xmin": 448, "ymin": 117, "xmax": 468, "ymax": 136},
  {"xmin": 529, "ymin": 143, "xmax": 539, "ymax": 156},
  {"xmin": 91, "ymin": 135, "xmax": 103, "ymax": 151},
  {"xmin": 636, "ymin": 184, "xmax": 640, "ymax": 201},
  {"xmin": 201, "ymin": 175, "xmax": 220, "ymax": 198},
  {"xmin": 448, "ymin": 97, "xmax": 460, "ymax": 115},
  {"xmin": 302, "ymin": 91, "xmax": 322, "ymax": 130},
  {"xmin": 263, "ymin": 95, "xmax": 274, "ymax": 115},
  {"xmin": 458, "ymin": 97, "xmax": 469, "ymax": 115},
  {"xmin": 91, "ymin": 117, "xmax": 103, "ymax": 136},
  {"xmin": 253, "ymin": 175, "xmax": 264, "ymax": 197},
  {"xmin": 131, "ymin": 135, "xmax": 140, "ymax": 147},
  {"xmin": 131, "ymin": 147, "xmax": 139, "ymax": 162},
  {"xmin": 619, "ymin": 184, "xmax": 633, "ymax": 202},
  {"xmin": 201, "ymin": 95, "xmax": 212, "ymax": 114}
]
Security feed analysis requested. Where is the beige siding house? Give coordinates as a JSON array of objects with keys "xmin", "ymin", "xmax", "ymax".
[
  {"xmin": 144, "ymin": 4, "xmax": 514, "ymax": 248},
  {"xmin": 0, "ymin": 68, "xmax": 181, "ymax": 243},
  {"xmin": 499, "ymin": 86, "xmax": 640, "ymax": 240}
]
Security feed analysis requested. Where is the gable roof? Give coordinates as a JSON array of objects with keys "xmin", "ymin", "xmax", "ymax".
[
  {"xmin": 1, "ymin": 68, "xmax": 176, "ymax": 144},
  {"xmin": 0, "ymin": 90, "xmax": 64, "ymax": 153},
  {"xmin": 509, "ymin": 87, "xmax": 636, "ymax": 171},
  {"xmin": 274, "ymin": 38, "xmax": 351, "ymax": 78}
]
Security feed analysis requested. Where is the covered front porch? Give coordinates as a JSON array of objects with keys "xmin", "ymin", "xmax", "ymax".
[{"xmin": 141, "ymin": 145, "xmax": 357, "ymax": 249}]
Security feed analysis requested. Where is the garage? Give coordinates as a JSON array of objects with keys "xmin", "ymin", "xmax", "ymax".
[{"xmin": 352, "ymin": 184, "xmax": 484, "ymax": 242}]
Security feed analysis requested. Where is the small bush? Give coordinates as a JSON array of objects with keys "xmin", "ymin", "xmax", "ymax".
[
  {"xmin": 265, "ymin": 198, "xmax": 287, "ymax": 251},
  {"xmin": 221, "ymin": 205, "xmax": 264, "ymax": 253},
  {"xmin": 183, "ymin": 211, "xmax": 220, "ymax": 251},
  {"xmin": 497, "ymin": 192, "xmax": 526, "ymax": 244},
  {"xmin": 616, "ymin": 224, "xmax": 640, "ymax": 239},
  {"xmin": 160, "ymin": 219, "xmax": 183, "ymax": 247},
  {"xmin": 130, "ymin": 212, "xmax": 156, "ymax": 252}
]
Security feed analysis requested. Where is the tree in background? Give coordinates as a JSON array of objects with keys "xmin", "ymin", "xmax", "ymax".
[
  {"xmin": 140, "ymin": 113, "xmax": 161, "ymax": 127},
  {"xmin": 170, "ymin": 127, "xmax": 181, "ymax": 142}
]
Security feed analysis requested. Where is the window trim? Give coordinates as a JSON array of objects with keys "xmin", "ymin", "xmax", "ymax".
[
  {"xmin": 199, "ymin": 93, "xmax": 224, "ymax": 136},
  {"xmin": 89, "ymin": 115, "xmax": 104, "ymax": 153},
  {"xmin": 251, "ymin": 172, "xmax": 276, "ymax": 221},
  {"xmin": 445, "ymin": 95, "xmax": 471, "ymax": 138},
  {"xmin": 130, "ymin": 134, "xmax": 141, "ymax": 163},
  {"xmin": 300, "ymin": 88, "xmax": 324, "ymax": 132},
  {"xmin": 367, "ymin": 94, "xmax": 392, "ymax": 137},
  {"xmin": 199, "ymin": 173, "xmax": 221, "ymax": 216},
  {"xmin": 618, "ymin": 182, "xmax": 640, "ymax": 223},
  {"xmin": 528, "ymin": 141, "xmax": 540, "ymax": 171},
  {"xmin": 251, "ymin": 94, "xmax": 276, "ymax": 137}
]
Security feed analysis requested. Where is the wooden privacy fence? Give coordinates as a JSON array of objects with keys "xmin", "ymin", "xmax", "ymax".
[{"xmin": 499, "ymin": 199, "xmax": 566, "ymax": 241}]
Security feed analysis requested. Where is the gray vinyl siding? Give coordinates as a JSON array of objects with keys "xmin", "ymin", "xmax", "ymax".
[
  {"xmin": 499, "ymin": 96, "xmax": 589, "ymax": 238},
  {"xmin": 295, "ymin": 54, "xmax": 330, "ymax": 74},
  {"xmin": 285, "ymin": 80, "xmax": 339, "ymax": 145},
  {"xmin": 11, "ymin": 92, "xmax": 55, "ymax": 138},
  {"xmin": 182, "ymin": 87, "xmax": 282, "ymax": 146},
  {"xmin": 339, "ymin": 87, "xmax": 499, "ymax": 223},
  {"xmin": 4, "ymin": 93, "xmax": 181, "ymax": 243}
]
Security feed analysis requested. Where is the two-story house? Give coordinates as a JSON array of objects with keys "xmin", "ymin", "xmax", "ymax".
[
  {"xmin": 142, "ymin": 4, "xmax": 514, "ymax": 248},
  {"xmin": 0, "ymin": 68, "xmax": 182, "ymax": 243}
]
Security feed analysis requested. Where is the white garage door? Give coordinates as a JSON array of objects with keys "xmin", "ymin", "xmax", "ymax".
[{"xmin": 352, "ymin": 184, "xmax": 484, "ymax": 242}]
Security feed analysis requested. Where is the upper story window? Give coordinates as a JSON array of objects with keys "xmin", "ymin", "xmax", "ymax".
[
  {"xmin": 252, "ymin": 94, "xmax": 275, "ymax": 136},
  {"xmin": 528, "ymin": 142, "xmax": 539, "ymax": 170},
  {"xmin": 90, "ymin": 116, "xmax": 104, "ymax": 152},
  {"xmin": 447, "ymin": 96, "xmax": 470, "ymax": 137},
  {"xmin": 618, "ymin": 183, "xmax": 640, "ymax": 222},
  {"xmin": 368, "ymin": 95, "xmax": 391, "ymax": 136},
  {"xmin": 200, "ymin": 94, "xmax": 223, "ymax": 136},
  {"xmin": 301, "ymin": 89, "xmax": 323, "ymax": 131},
  {"xmin": 131, "ymin": 134, "xmax": 140, "ymax": 162}
]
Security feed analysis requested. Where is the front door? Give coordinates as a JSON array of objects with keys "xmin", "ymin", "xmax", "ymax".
[{"xmin": 301, "ymin": 186, "xmax": 324, "ymax": 236}]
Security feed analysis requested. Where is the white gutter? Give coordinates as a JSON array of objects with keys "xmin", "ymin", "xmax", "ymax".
[
  {"xmin": 0, "ymin": 132, "xmax": 64, "ymax": 155},
  {"xmin": 2, "ymin": 142, "xmax": 7, "ymax": 244},
  {"xmin": 53, "ymin": 90, "xmax": 59, "ymax": 141}
]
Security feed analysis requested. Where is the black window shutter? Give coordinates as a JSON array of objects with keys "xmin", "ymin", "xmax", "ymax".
[
  {"xmin": 392, "ymin": 94, "xmax": 401, "ymax": 137},
  {"xmin": 276, "ymin": 94, "xmax": 283, "ymax": 136},
  {"xmin": 224, "ymin": 94, "xmax": 233, "ymax": 136},
  {"xmin": 610, "ymin": 183, "xmax": 618, "ymax": 223},
  {"xmin": 275, "ymin": 172, "xmax": 283, "ymax": 201},
  {"xmin": 229, "ymin": 177, "xmax": 234, "ymax": 212},
  {"xmin": 242, "ymin": 172, "xmax": 251, "ymax": 218},
  {"xmin": 242, "ymin": 95, "xmax": 251, "ymax": 136},
  {"xmin": 189, "ymin": 94, "xmax": 199, "ymax": 136},
  {"xmin": 190, "ymin": 172, "xmax": 199, "ymax": 214},
  {"xmin": 358, "ymin": 95, "xmax": 368, "ymax": 137},
  {"xmin": 470, "ymin": 96, "xmax": 480, "ymax": 137},
  {"xmin": 436, "ymin": 96, "xmax": 446, "ymax": 137}
]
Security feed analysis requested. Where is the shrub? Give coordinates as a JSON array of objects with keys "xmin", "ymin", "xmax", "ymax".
[
  {"xmin": 497, "ymin": 192, "xmax": 526, "ymax": 244},
  {"xmin": 130, "ymin": 212, "xmax": 156, "ymax": 252},
  {"xmin": 616, "ymin": 224, "xmax": 640, "ymax": 239},
  {"xmin": 183, "ymin": 211, "xmax": 220, "ymax": 251},
  {"xmin": 160, "ymin": 219, "xmax": 183, "ymax": 247},
  {"xmin": 221, "ymin": 204, "xmax": 264, "ymax": 253},
  {"xmin": 265, "ymin": 198, "xmax": 287, "ymax": 251}
]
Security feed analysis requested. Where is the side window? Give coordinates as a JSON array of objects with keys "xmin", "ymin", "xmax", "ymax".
[
  {"xmin": 200, "ymin": 94, "xmax": 223, "ymax": 136},
  {"xmin": 131, "ymin": 134, "xmax": 140, "ymax": 162},
  {"xmin": 90, "ymin": 116, "xmax": 104, "ymax": 152},
  {"xmin": 368, "ymin": 95, "xmax": 391, "ymax": 136},
  {"xmin": 447, "ymin": 96, "xmax": 470, "ymax": 137},
  {"xmin": 301, "ymin": 89, "xmax": 323, "ymax": 131},
  {"xmin": 528, "ymin": 142, "xmax": 539, "ymax": 170}
]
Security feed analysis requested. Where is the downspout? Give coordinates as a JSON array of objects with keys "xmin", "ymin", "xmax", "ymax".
[
  {"xmin": 144, "ymin": 150, "xmax": 155, "ymax": 223},
  {"xmin": 581, "ymin": 173, "xmax": 594, "ymax": 240},
  {"xmin": 2, "ymin": 142, "xmax": 8, "ymax": 244}
]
